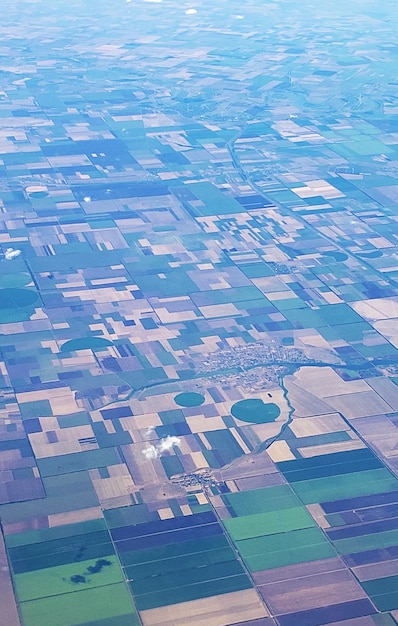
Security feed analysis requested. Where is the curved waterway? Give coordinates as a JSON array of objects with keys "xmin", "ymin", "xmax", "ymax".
[
  {"xmin": 97, "ymin": 353, "xmax": 398, "ymax": 411},
  {"xmin": 256, "ymin": 373, "xmax": 296, "ymax": 453},
  {"xmin": 90, "ymin": 354, "xmax": 398, "ymax": 467}
]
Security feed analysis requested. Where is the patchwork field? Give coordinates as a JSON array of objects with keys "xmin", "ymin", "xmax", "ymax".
[{"xmin": 1, "ymin": 0, "xmax": 398, "ymax": 625}]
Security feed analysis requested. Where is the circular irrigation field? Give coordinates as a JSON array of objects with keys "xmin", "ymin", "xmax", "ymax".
[
  {"xmin": 231, "ymin": 398, "xmax": 280, "ymax": 424},
  {"xmin": 60, "ymin": 337, "xmax": 114, "ymax": 352},
  {"xmin": 174, "ymin": 392, "xmax": 205, "ymax": 407},
  {"xmin": 0, "ymin": 287, "xmax": 39, "ymax": 322}
]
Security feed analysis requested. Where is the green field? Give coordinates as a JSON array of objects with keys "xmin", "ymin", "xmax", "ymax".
[
  {"xmin": 224, "ymin": 506, "xmax": 315, "ymax": 541},
  {"xmin": 0, "ymin": 472, "xmax": 100, "ymax": 525},
  {"xmin": 333, "ymin": 528, "xmax": 398, "ymax": 555},
  {"xmin": 237, "ymin": 526, "xmax": 335, "ymax": 569},
  {"xmin": 361, "ymin": 575, "xmax": 398, "ymax": 611},
  {"xmin": 244, "ymin": 540, "xmax": 336, "ymax": 572},
  {"xmin": 130, "ymin": 559, "xmax": 245, "ymax": 596},
  {"xmin": 125, "ymin": 545, "xmax": 236, "ymax": 580},
  {"xmin": 37, "ymin": 448, "xmax": 121, "ymax": 477},
  {"xmin": 224, "ymin": 485, "xmax": 301, "ymax": 516},
  {"xmin": 187, "ymin": 181, "xmax": 245, "ymax": 216},
  {"xmin": 19, "ymin": 583, "xmax": 139, "ymax": 626},
  {"xmin": 292, "ymin": 468, "xmax": 398, "ymax": 504},
  {"xmin": 14, "ymin": 556, "xmax": 124, "ymax": 601},
  {"xmin": 6, "ymin": 518, "xmax": 106, "ymax": 549},
  {"xmin": 133, "ymin": 574, "xmax": 252, "ymax": 611}
]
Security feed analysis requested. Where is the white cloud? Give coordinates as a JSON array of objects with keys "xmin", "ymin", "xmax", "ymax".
[
  {"xmin": 142, "ymin": 435, "xmax": 181, "ymax": 460},
  {"xmin": 142, "ymin": 444, "xmax": 158, "ymax": 460},
  {"xmin": 185, "ymin": 8, "xmax": 197, "ymax": 14},
  {"xmin": 144, "ymin": 426, "xmax": 155, "ymax": 439},
  {"xmin": 4, "ymin": 248, "xmax": 21, "ymax": 260},
  {"xmin": 158, "ymin": 435, "xmax": 181, "ymax": 453}
]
